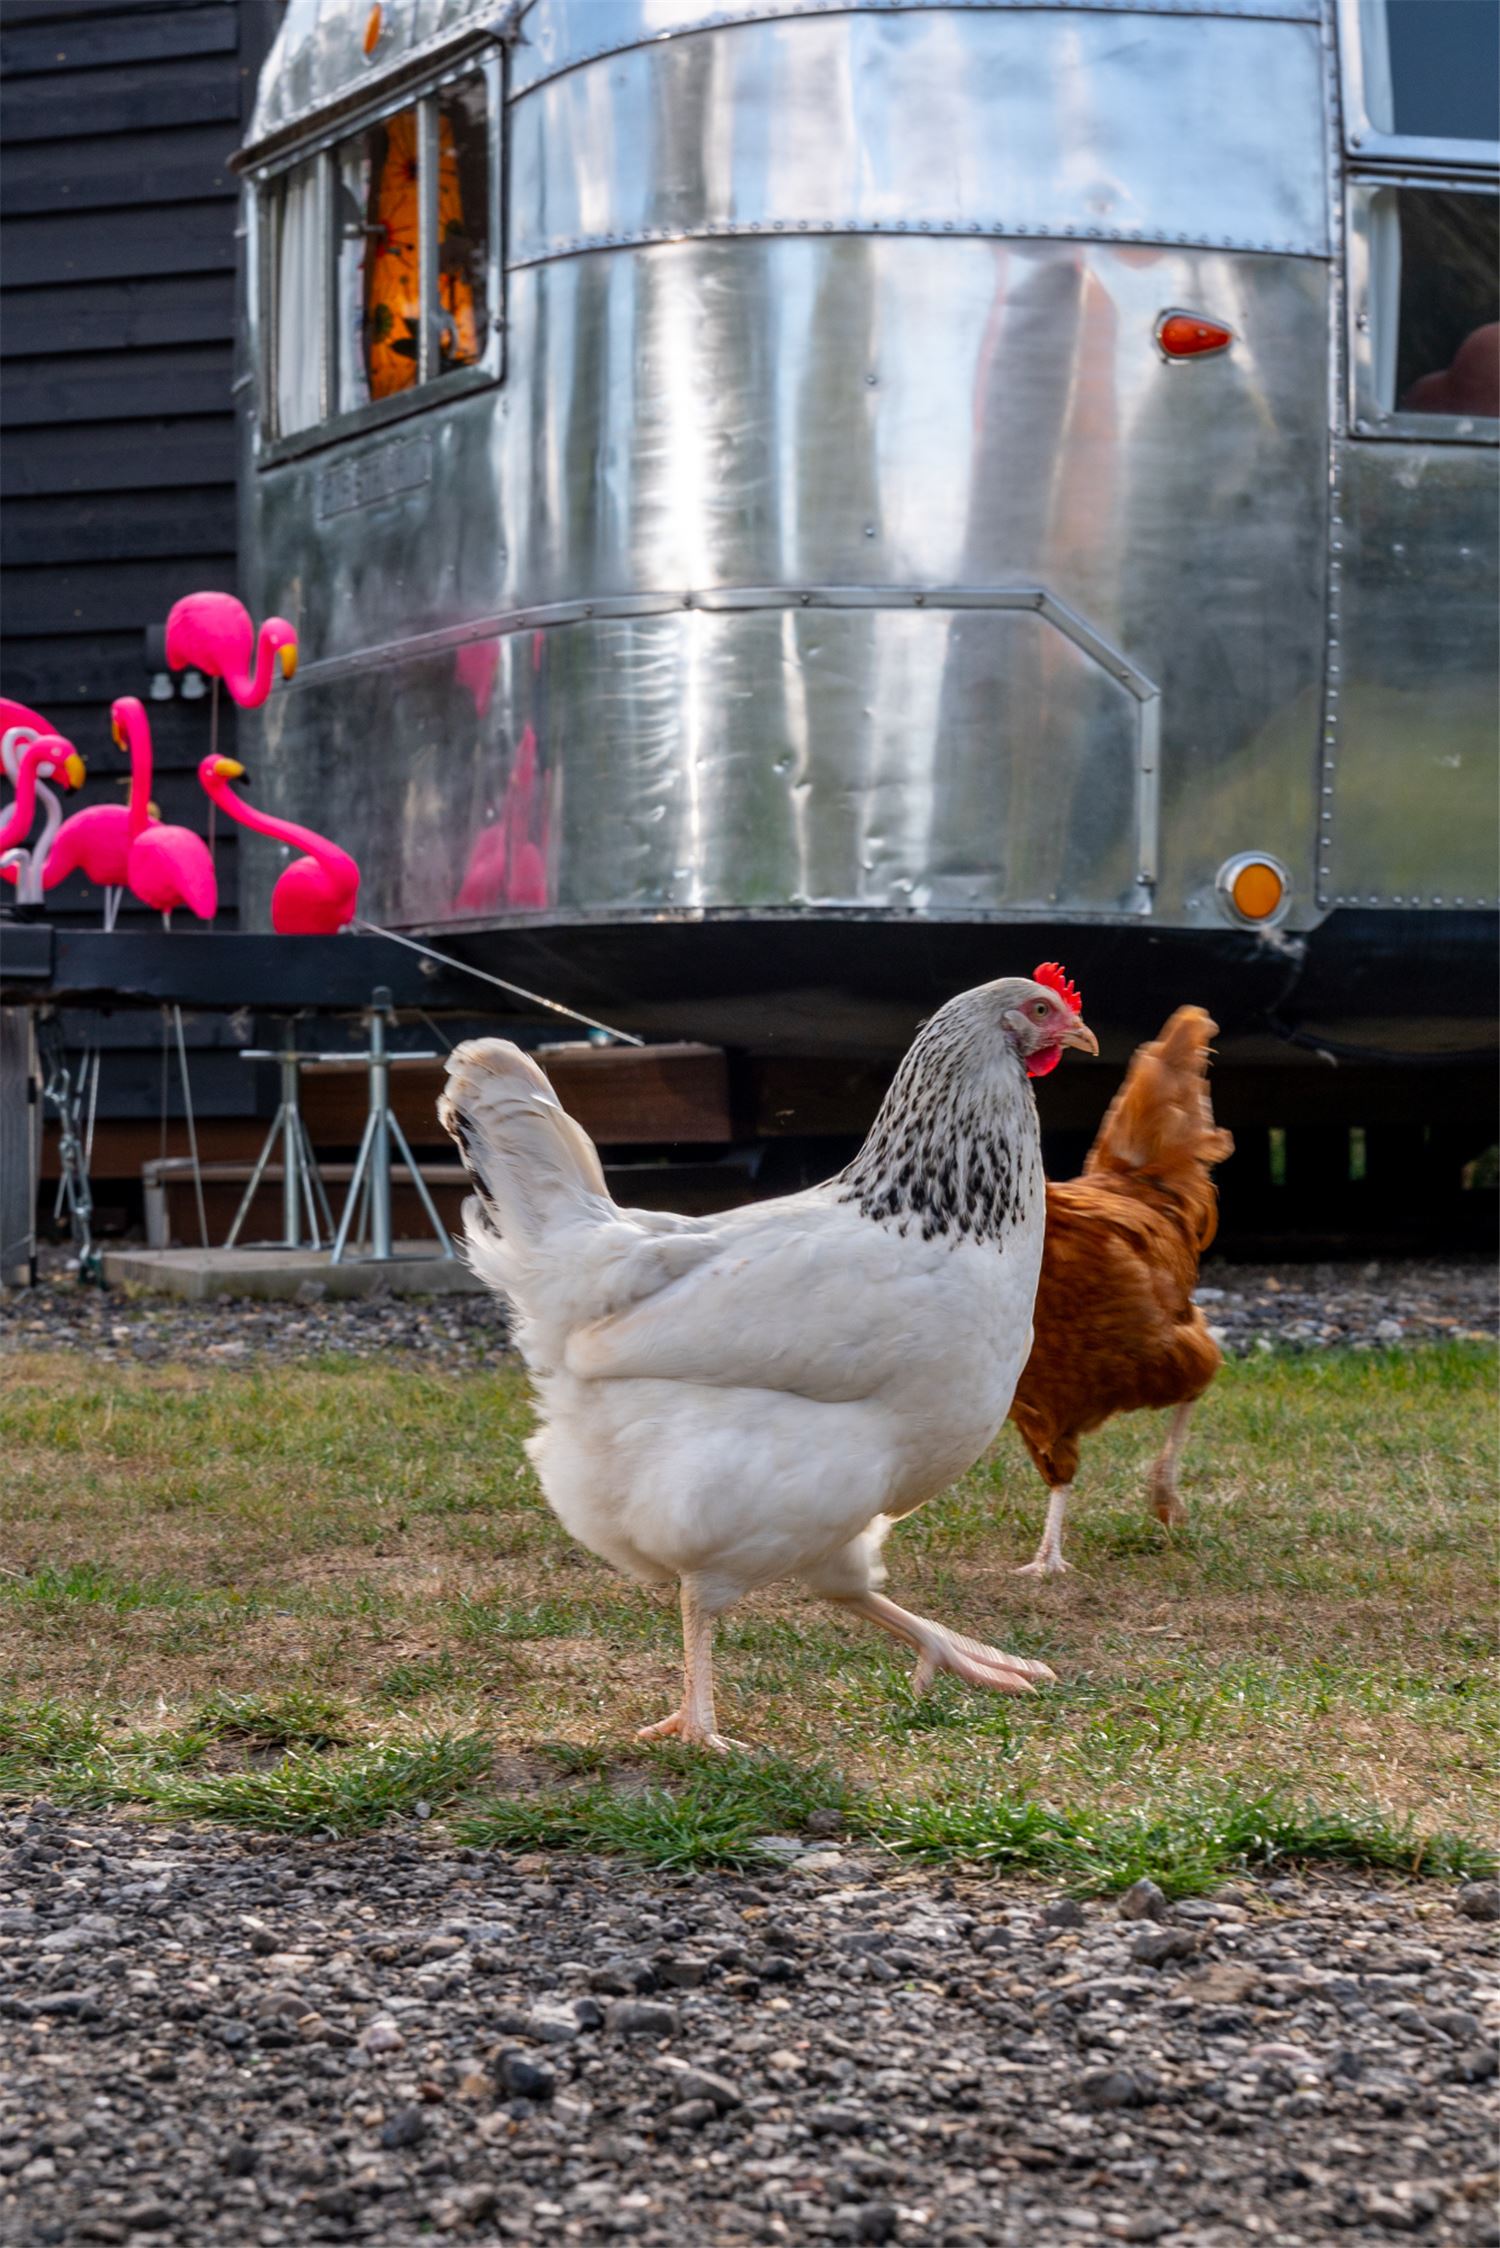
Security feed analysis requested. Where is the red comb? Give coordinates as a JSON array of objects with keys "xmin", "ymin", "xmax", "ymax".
[{"xmin": 1034, "ymin": 961, "xmax": 1082, "ymax": 1014}]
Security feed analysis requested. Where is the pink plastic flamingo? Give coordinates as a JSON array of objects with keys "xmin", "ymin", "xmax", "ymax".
[
  {"xmin": 198, "ymin": 756, "xmax": 359, "ymax": 934},
  {"xmin": 0, "ymin": 733, "xmax": 86, "ymax": 857},
  {"xmin": 39, "ymin": 697, "xmax": 157, "ymax": 926},
  {"xmin": 76, "ymin": 700, "xmax": 216, "ymax": 924},
  {"xmin": 0, "ymin": 704, "xmax": 84, "ymax": 895},
  {"xmin": 165, "ymin": 594, "xmax": 298, "ymax": 708}
]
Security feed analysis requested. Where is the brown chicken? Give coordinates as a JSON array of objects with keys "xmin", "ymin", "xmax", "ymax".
[{"xmin": 1008, "ymin": 1006, "xmax": 1233, "ymax": 1574}]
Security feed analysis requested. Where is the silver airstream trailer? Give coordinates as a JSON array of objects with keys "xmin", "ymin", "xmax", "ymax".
[{"xmin": 235, "ymin": 0, "xmax": 1498, "ymax": 1109}]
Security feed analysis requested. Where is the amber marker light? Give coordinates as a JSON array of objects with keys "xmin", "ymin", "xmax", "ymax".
[
  {"xmin": 1156, "ymin": 310, "xmax": 1234, "ymax": 361},
  {"xmin": 1217, "ymin": 853, "xmax": 1290, "ymax": 928},
  {"xmin": 363, "ymin": 5, "xmax": 383, "ymax": 57}
]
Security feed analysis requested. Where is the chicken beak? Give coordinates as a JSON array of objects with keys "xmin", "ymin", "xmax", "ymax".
[{"xmin": 1059, "ymin": 1015, "xmax": 1099, "ymax": 1057}]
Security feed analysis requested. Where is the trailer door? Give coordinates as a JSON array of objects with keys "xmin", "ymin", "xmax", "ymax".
[{"xmin": 1327, "ymin": 0, "xmax": 1499, "ymax": 915}]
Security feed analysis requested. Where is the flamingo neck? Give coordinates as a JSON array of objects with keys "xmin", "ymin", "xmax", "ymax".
[
  {"xmin": 207, "ymin": 780, "xmax": 357, "ymax": 892},
  {"xmin": 8, "ymin": 782, "xmax": 61, "ymax": 903},
  {"xmin": 0, "ymin": 756, "xmax": 39, "ymax": 853},
  {"xmin": 1, "ymin": 724, "xmax": 39, "ymax": 785},
  {"xmin": 33, "ymin": 778, "xmax": 63, "ymax": 866},
  {"xmin": 247, "ymin": 626, "xmax": 279, "ymax": 704},
  {"xmin": 118, "ymin": 708, "xmax": 154, "ymax": 837}
]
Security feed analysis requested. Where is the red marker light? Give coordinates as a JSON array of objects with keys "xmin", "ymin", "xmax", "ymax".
[{"xmin": 1156, "ymin": 310, "xmax": 1234, "ymax": 361}]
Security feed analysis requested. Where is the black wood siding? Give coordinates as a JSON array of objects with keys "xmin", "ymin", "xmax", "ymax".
[{"xmin": 0, "ymin": 0, "xmax": 278, "ymax": 931}]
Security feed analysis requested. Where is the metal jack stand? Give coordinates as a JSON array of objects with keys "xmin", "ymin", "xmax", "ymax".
[
  {"xmin": 330, "ymin": 987, "xmax": 453, "ymax": 1265},
  {"xmin": 36, "ymin": 1016, "xmax": 100, "ymax": 1284},
  {"xmin": 225, "ymin": 1023, "xmax": 334, "ymax": 1250}
]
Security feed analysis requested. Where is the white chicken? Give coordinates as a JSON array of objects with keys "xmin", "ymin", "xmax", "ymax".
[{"xmin": 438, "ymin": 972, "xmax": 1098, "ymax": 1747}]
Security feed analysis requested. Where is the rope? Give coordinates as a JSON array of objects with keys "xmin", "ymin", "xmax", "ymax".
[{"xmin": 351, "ymin": 919, "xmax": 644, "ymax": 1046}]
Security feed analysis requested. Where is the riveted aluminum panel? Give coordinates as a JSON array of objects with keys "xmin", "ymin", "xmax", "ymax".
[
  {"xmin": 246, "ymin": 234, "xmax": 1329, "ymax": 932},
  {"xmin": 248, "ymin": 605, "xmax": 1149, "ymax": 931},
  {"xmin": 1322, "ymin": 440, "xmax": 1500, "ymax": 911},
  {"xmin": 509, "ymin": 8, "xmax": 1331, "ymax": 264},
  {"xmin": 509, "ymin": 0, "xmax": 1327, "ymax": 100}
]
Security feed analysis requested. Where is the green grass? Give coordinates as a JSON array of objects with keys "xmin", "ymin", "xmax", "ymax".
[{"xmin": 0, "ymin": 1338, "xmax": 1495, "ymax": 1884}]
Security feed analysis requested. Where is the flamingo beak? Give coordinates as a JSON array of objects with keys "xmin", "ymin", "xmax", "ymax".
[
  {"xmin": 214, "ymin": 758, "xmax": 246, "ymax": 780},
  {"xmin": 147, "ymin": 802, "xmax": 162, "ymax": 822},
  {"xmin": 110, "ymin": 720, "xmax": 125, "ymax": 749},
  {"xmin": 279, "ymin": 643, "xmax": 298, "ymax": 680},
  {"xmin": 63, "ymin": 754, "xmax": 86, "ymax": 789}
]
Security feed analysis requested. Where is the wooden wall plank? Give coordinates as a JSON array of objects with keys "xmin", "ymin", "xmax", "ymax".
[
  {"xmin": 1, "ymin": 123, "xmax": 239, "ymax": 214},
  {"xmin": 4, "ymin": 558, "xmax": 238, "ymax": 634},
  {"xmin": 4, "ymin": 201, "xmax": 237, "ymax": 286},
  {"xmin": 0, "ymin": 630, "xmax": 222, "ymax": 702},
  {"xmin": 1, "ymin": 418, "xmax": 236, "ymax": 495},
  {"xmin": 2, "ymin": 344, "xmax": 235, "ymax": 426},
  {"xmin": 0, "ymin": 275, "xmax": 235, "ymax": 357},
  {"xmin": 2, "ymin": 6, "xmax": 236, "ymax": 76},
  {"xmin": 1, "ymin": 55, "xmax": 242, "ymax": 141},
  {"xmin": 2, "ymin": 488, "xmax": 235, "ymax": 566}
]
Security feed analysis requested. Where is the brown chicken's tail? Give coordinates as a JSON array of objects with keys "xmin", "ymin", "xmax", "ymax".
[{"xmin": 1083, "ymin": 1006, "xmax": 1234, "ymax": 1248}]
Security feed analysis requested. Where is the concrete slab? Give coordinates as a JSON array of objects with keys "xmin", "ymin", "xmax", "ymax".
[{"xmin": 101, "ymin": 1245, "xmax": 484, "ymax": 1302}]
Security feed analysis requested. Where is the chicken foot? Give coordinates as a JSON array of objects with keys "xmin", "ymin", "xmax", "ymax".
[
  {"xmin": 1014, "ymin": 1488, "xmax": 1072, "ymax": 1576},
  {"xmin": 637, "ymin": 1580, "xmax": 744, "ymax": 1754},
  {"xmin": 1147, "ymin": 1401, "xmax": 1194, "ymax": 1528},
  {"xmin": 831, "ymin": 1591, "xmax": 1055, "ymax": 1697}
]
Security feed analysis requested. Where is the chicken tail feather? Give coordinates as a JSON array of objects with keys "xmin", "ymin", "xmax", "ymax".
[
  {"xmin": 1083, "ymin": 1006, "xmax": 1233, "ymax": 1246},
  {"xmin": 438, "ymin": 1039, "xmax": 612, "ymax": 1273}
]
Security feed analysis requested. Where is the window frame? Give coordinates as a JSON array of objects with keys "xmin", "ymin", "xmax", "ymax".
[
  {"xmin": 1345, "ymin": 177, "xmax": 1499, "ymax": 446},
  {"xmin": 1336, "ymin": 0, "xmax": 1500, "ymax": 170},
  {"xmin": 252, "ymin": 42, "xmax": 504, "ymax": 467}
]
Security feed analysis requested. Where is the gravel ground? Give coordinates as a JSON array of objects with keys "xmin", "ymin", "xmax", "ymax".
[
  {"xmin": 2, "ymin": 1259, "xmax": 1493, "ymax": 1370},
  {"xmin": 1, "ymin": 1809, "xmax": 1496, "ymax": 2248}
]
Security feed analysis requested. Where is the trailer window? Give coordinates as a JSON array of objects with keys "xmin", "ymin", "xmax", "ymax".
[
  {"xmin": 1353, "ymin": 184, "xmax": 1499, "ymax": 436},
  {"xmin": 1353, "ymin": 0, "xmax": 1500, "ymax": 150},
  {"xmin": 334, "ymin": 81, "xmax": 488, "ymax": 412},
  {"xmin": 261, "ymin": 57, "xmax": 499, "ymax": 453},
  {"xmin": 271, "ymin": 161, "xmax": 323, "ymax": 437},
  {"xmin": 437, "ymin": 78, "xmax": 490, "ymax": 378}
]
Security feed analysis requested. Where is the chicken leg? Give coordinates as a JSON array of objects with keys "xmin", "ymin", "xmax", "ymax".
[
  {"xmin": 1147, "ymin": 1402, "xmax": 1194, "ymax": 1528},
  {"xmin": 1014, "ymin": 1487, "xmax": 1072, "ymax": 1576},
  {"xmin": 830, "ymin": 1591, "xmax": 1055, "ymax": 1697},
  {"xmin": 637, "ymin": 1579, "xmax": 742, "ymax": 1754}
]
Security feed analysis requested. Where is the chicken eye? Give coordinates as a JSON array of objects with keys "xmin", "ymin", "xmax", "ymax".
[{"xmin": 1032, "ymin": 1001, "xmax": 1050, "ymax": 1019}]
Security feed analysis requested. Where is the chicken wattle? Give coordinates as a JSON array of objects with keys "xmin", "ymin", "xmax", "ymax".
[{"xmin": 439, "ymin": 973, "xmax": 1098, "ymax": 1747}]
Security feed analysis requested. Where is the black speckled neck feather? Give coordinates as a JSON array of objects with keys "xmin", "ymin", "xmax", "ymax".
[{"xmin": 837, "ymin": 1008, "xmax": 1041, "ymax": 1245}]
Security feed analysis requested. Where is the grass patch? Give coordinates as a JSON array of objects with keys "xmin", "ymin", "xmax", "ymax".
[
  {"xmin": 458, "ymin": 1752, "xmax": 854, "ymax": 1869},
  {"xmin": 0, "ymin": 1339, "xmax": 1495, "ymax": 1881},
  {"xmin": 0, "ymin": 1697, "xmax": 489, "ymax": 1837}
]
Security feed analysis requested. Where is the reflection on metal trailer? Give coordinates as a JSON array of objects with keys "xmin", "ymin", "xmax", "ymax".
[{"xmin": 234, "ymin": 0, "xmax": 1498, "ymax": 1091}]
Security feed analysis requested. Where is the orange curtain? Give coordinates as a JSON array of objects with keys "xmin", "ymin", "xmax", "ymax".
[{"xmin": 365, "ymin": 111, "xmax": 478, "ymax": 399}]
